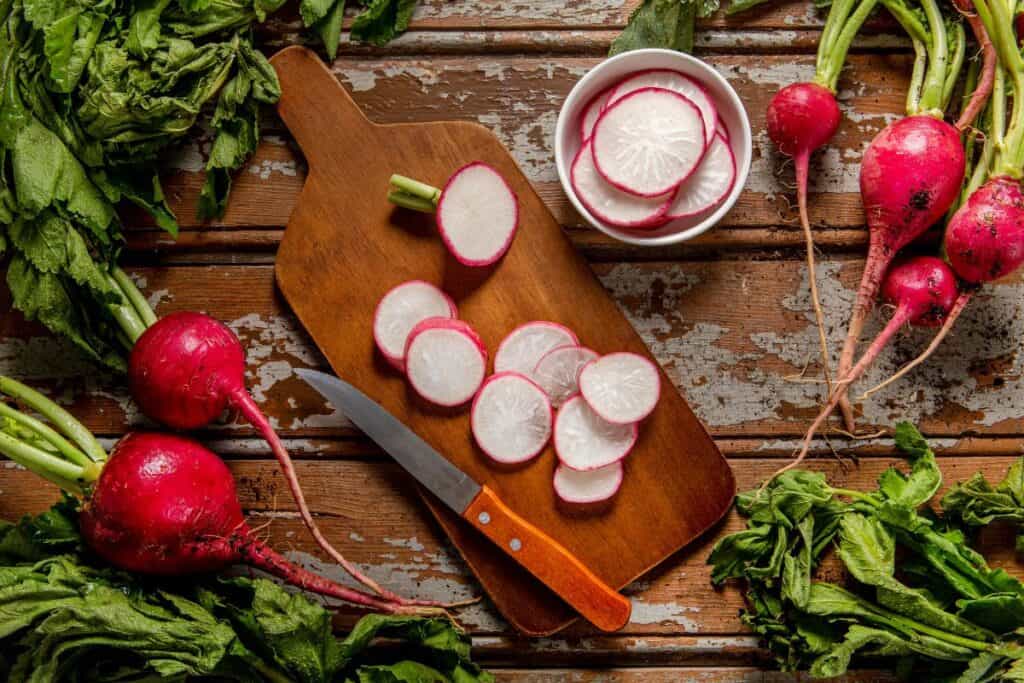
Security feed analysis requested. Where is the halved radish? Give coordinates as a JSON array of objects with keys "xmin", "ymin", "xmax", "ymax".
[
  {"xmin": 404, "ymin": 318, "xmax": 487, "ymax": 407},
  {"xmin": 664, "ymin": 133, "xmax": 737, "ymax": 220},
  {"xmin": 571, "ymin": 140, "xmax": 673, "ymax": 227},
  {"xmin": 580, "ymin": 87, "xmax": 614, "ymax": 144},
  {"xmin": 555, "ymin": 395, "xmax": 638, "ymax": 471},
  {"xmin": 533, "ymin": 345, "xmax": 599, "ymax": 408},
  {"xmin": 592, "ymin": 88, "xmax": 707, "ymax": 197},
  {"xmin": 471, "ymin": 372, "xmax": 553, "ymax": 464},
  {"xmin": 494, "ymin": 322, "xmax": 579, "ymax": 376},
  {"xmin": 373, "ymin": 280, "xmax": 457, "ymax": 370},
  {"xmin": 579, "ymin": 352, "xmax": 661, "ymax": 424},
  {"xmin": 607, "ymin": 69, "xmax": 717, "ymax": 146},
  {"xmin": 437, "ymin": 162, "xmax": 519, "ymax": 266},
  {"xmin": 554, "ymin": 462, "xmax": 624, "ymax": 504}
]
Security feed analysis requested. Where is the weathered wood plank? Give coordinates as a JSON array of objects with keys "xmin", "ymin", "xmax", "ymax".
[
  {"xmin": 487, "ymin": 669, "xmax": 892, "ymax": 682},
  {"xmin": 0, "ymin": 456, "xmax": 1018, "ymax": 638},
  {"xmin": 139, "ymin": 54, "xmax": 912, "ymax": 237},
  {"xmin": 3, "ymin": 260, "xmax": 1020, "ymax": 440}
]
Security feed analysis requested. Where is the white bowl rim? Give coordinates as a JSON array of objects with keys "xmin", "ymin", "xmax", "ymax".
[{"xmin": 554, "ymin": 48, "xmax": 753, "ymax": 247}]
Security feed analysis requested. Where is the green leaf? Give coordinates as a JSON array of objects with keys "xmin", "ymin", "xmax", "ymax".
[
  {"xmin": 781, "ymin": 515, "xmax": 813, "ymax": 609},
  {"xmin": 956, "ymin": 594, "xmax": 1024, "ymax": 634},
  {"xmin": 837, "ymin": 513, "xmax": 895, "ymax": 586},
  {"xmin": 707, "ymin": 524, "xmax": 775, "ymax": 584},
  {"xmin": 883, "ymin": 421, "xmax": 942, "ymax": 507},
  {"xmin": 351, "ymin": 0, "xmax": 417, "ymax": 47},
  {"xmin": 127, "ymin": 0, "xmax": 173, "ymax": 57},
  {"xmin": 810, "ymin": 625, "xmax": 916, "ymax": 678},
  {"xmin": 304, "ymin": 0, "xmax": 346, "ymax": 60},
  {"xmin": 610, "ymin": 0, "xmax": 696, "ymax": 55}
]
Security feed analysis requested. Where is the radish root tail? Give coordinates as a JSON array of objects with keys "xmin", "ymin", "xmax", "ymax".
[
  {"xmin": 795, "ymin": 151, "xmax": 833, "ymax": 394},
  {"xmin": 955, "ymin": 1, "xmax": 996, "ymax": 132}
]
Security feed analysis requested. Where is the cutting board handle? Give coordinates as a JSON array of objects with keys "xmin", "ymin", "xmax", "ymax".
[{"xmin": 269, "ymin": 46, "xmax": 372, "ymax": 172}]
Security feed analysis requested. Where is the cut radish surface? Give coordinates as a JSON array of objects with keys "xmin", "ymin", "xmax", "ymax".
[
  {"xmin": 373, "ymin": 280, "xmax": 457, "ymax": 369},
  {"xmin": 607, "ymin": 70, "xmax": 717, "ymax": 146},
  {"xmin": 471, "ymin": 372, "xmax": 553, "ymax": 464},
  {"xmin": 579, "ymin": 352, "xmax": 661, "ymax": 424},
  {"xmin": 494, "ymin": 322, "xmax": 579, "ymax": 376},
  {"xmin": 554, "ymin": 395, "xmax": 638, "ymax": 471},
  {"xmin": 437, "ymin": 162, "xmax": 518, "ymax": 266},
  {"xmin": 533, "ymin": 345, "xmax": 599, "ymax": 407},
  {"xmin": 580, "ymin": 88, "xmax": 613, "ymax": 144},
  {"xmin": 554, "ymin": 462, "xmax": 624, "ymax": 504},
  {"xmin": 592, "ymin": 88, "xmax": 706, "ymax": 197},
  {"xmin": 571, "ymin": 140, "xmax": 672, "ymax": 227},
  {"xmin": 405, "ymin": 318, "xmax": 487, "ymax": 407},
  {"xmin": 664, "ymin": 133, "xmax": 737, "ymax": 220}
]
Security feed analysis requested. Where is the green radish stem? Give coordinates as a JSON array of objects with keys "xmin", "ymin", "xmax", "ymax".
[
  {"xmin": 388, "ymin": 174, "xmax": 442, "ymax": 212},
  {"xmin": 817, "ymin": 0, "xmax": 883, "ymax": 91},
  {"xmin": 0, "ymin": 401, "xmax": 92, "ymax": 468},
  {"xmin": 918, "ymin": 0, "xmax": 951, "ymax": 114},
  {"xmin": 113, "ymin": 268, "xmax": 158, "ymax": 328},
  {"xmin": 0, "ymin": 377, "xmax": 106, "ymax": 463}
]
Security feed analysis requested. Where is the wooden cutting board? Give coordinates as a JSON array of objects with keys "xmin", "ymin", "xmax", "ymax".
[{"xmin": 270, "ymin": 46, "xmax": 736, "ymax": 636}]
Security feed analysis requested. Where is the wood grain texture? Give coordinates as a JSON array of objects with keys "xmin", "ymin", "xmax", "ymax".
[{"xmin": 268, "ymin": 45, "xmax": 734, "ymax": 635}]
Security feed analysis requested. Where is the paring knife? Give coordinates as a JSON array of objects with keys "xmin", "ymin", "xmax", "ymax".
[{"xmin": 296, "ymin": 368, "xmax": 632, "ymax": 632}]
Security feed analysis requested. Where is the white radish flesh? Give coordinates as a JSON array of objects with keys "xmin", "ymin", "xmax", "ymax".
[
  {"xmin": 579, "ymin": 352, "xmax": 661, "ymax": 424},
  {"xmin": 405, "ymin": 318, "xmax": 487, "ymax": 407},
  {"xmin": 571, "ymin": 140, "xmax": 672, "ymax": 227},
  {"xmin": 494, "ymin": 322, "xmax": 579, "ymax": 376},
  {"xmin": 580, "ymin": 88, "xmax": 613, "ymax": 144},
  {"xmin": 664, "ymin": 133, "xmax": 737, "ymax": 219},
  {"xmin": 373, "ymin": 280, "xmax": 457, "ymax": 370},
  {"xmin": 592, "ymin": 88, "xmax": 707, "ymax": 197},
  {"xmin": 717, "ymin": 117, "xmax": 731, "ymax": 140},
  {"xmin": 436, "ymin": 162, "xmax": 518, "ymax": 266},
  {"xmin": 554, "ymin": 395, "xmax": 638, "ymax": 471},
  {"xmin": 471, "ymin": 372, "xmax": 553, "ymax": 464},
  {"xmin": 532, "ymin": 345, "xmax": 599, "ymax": 408},
  {"xmin": 554, "ymin": 462, "xmax": 624, "ymax": 504},
  {"xmin": 607, "ymin": 70, "xmax": 717, "ymax": 146}
]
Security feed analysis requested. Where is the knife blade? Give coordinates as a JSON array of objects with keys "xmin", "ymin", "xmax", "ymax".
[{"xmin": 295, "ymin": 368, "xmax": 631, "ymax": 632}]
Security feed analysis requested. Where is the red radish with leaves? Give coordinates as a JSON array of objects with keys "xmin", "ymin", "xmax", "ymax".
[
  {"xmin": 388, "ymin": 162, "xmax": 519, "ymax": 266},
  {"xmin": 0, "ymin": 378, "xmax": 440, "ymax": 614},
  {"xmin": 775, "ymin": 256, "xmax": 960, "ymax": 478}
]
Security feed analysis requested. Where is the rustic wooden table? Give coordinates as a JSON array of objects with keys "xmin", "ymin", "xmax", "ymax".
[{"xmin": 0, "ymin": 1, "xmax": 1020, "ymax": 680}]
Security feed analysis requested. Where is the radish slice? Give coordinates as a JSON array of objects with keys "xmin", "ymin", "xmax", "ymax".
[
  {"xmin": 437, "ymin": 162, "xmax": 518, "ymax": 266},
  {"xmin": 554, "ymin": 462, "xmax": 624, "ymax": 503},
  {"xmin": 471, "ymin": 372, "xmax": 553, "ymax": 464},
  {"xmin": 592, "ymin": 88, "xmax": 707, "ymax": 197},
  {"xmin": 494, "ymin": 322, "xmax": 579, "ymax": 376},
  {"xmin": 580, "ymin": 87, "xmax": 614, "ymax": 144},
  {"xmin": 717, "ymin": 117, "xmax": 731, "ymax": 140},
  {"xmin": 533, "ymin": 345, "xmax": 599, "ymax": 408},
  {"xmin": 571, "ymin": 140, "xmax": 672, "ymax": 227},
  {"xmin": 405, "ymin": 318, "xmax": 487, "ymax": 407},
  {"xmin": 607, "ymin": 70, "xmax": 717, "ymax": 146},
  {"xmin": 555, "ymin": 395, "xmax": 638, "ymax": 471},
  {"xmin": 373, "ymin": 280, "xmax": 457, "ymax": 370},
  {"xmin": 579, "ymin": 352, "xmax": 661, "ymax": 424},
  {"xmin": 664, "ymin": 133, "xmax": 737, "ymax": 220}
]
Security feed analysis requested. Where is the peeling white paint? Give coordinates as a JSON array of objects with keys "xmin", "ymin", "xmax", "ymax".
[{"xmin": 629, "ymin": 596, "xmax": 700, "ymax": 630}]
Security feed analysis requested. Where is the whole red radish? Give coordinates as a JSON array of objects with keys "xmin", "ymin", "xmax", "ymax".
[
  {"xmin": 834, "ymin": 115, "xmax": 965, "ymax": 430},
  {"xmin": 945, "ymin": 177, "xmax": 1024, "ymax": 284},
  {"xmin": 128, "ymin": 312, "xmax": 434, "ymax": 606},
  {"xmin": 79, "ymin": 432, "xmax": 433, "ymax": 613},
  {"xmin": 776, "ymin": 256, "xmax": 960, "ymax": 478}
]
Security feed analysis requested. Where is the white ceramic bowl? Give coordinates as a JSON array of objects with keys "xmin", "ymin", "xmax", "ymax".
[{"xmin": 555, "ymin": 49, "xmax": 752, "ymax": 247}]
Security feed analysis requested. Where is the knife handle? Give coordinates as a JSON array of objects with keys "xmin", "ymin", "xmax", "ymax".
[{"xmin": 464, "ymin": 486, "xmax": 631, "ymax": 632}]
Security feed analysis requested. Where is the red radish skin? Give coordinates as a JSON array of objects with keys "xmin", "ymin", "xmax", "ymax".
[
  {"xmin": 776, "ymin": 257, "xmax": 960, "ymax": 479},
  {"xmin": 80, "ymin": 432, "xmax": 433, "ymax": 614},
  {"xmin": 766, "ymin": 82, "xmax": 842, "ymax": 392},
  {"xmin": 945, "ymin": 176, "xmax": 1024, "ymax": 284},
  {"xmin": 835, "ymin": 115, "xmax": 966, "ymax": 431},
  {"xmin": 579, "ymin": 87, "xmax": 613, "ymax": 144},
  {"xmin": 129, "ymin": 312, "xmax": 430, "ymax": 606}
]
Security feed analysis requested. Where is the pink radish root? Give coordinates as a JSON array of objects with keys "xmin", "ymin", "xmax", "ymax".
[{"xmin": 954, "ymin": 0, "xmax": 997, "ymax": 132}]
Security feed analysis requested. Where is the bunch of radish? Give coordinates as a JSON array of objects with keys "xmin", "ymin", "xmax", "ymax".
[
  {"xmin": 372, "ymin": 283, "xmax": 661, "ymax": 504},
  {"xmin": 388, "ymin": 162, "xmax": 519, "ymax": 267},
  {"xmin": 571, "ymin": 69, "xmax": 737, "ymax": 229}
]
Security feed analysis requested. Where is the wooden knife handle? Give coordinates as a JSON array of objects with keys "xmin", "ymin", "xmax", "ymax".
[{"xmin": 463, "ymin": 486, "xmax": 632, "ymax": 632}]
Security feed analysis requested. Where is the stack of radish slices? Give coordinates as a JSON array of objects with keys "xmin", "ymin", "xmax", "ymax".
[
  {"xmin": 374, "ymin": 283, "xmax": 661, "ymax": 505},
  {"xmin": 573, "ymin": 69, "xmax": 737, "ymax": 230}
]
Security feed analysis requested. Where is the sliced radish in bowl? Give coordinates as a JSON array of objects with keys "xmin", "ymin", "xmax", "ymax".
[
  {"xmin": 437, "ymin": 162, "xmax": 519, "ymax": 266},
  {"xmin": 554, "ymin": 395, "xmax": 638, "ymax": 471},
  {"xmin": 373, "ymin": 280, "xmax": 457, "ymax": 370},
  {"xmin": 571, "ymin": 140, "xmax": 672, "ymax": 228},
  {"xmin": 405, "ymin": 318, "xmax": 487, "ymax": 407},
  {"xmin": 533, "ymin": 345, "xmax": 599, "ymax": 408},
  {"xmin": 664, "ymin": 133, "xmax": 737, "ymax": 220},
  {"xmin": 554, "ymin": 462, "xmax": 624, "ymax": 504},
  {"xmin": 592, "ymin": 87, "xmax": 707, "ymax": 197},
  {"xmin": 494, "ymin": 321, "xmax": 579, "ymax": 376},
  {"xmin": 471, "ymin": 372, "xmax": 553, "ymax": 464},
  {"xmin": 580, "ymin": 87, "xmax": 614, "ymax": 144},
  {"xmin": 579, "ymin": 352, "xmax": 661, "ymax": 424},
  {"xmin": 607, "ymin": 69, "xmax": 717, "ymax": 147}
]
